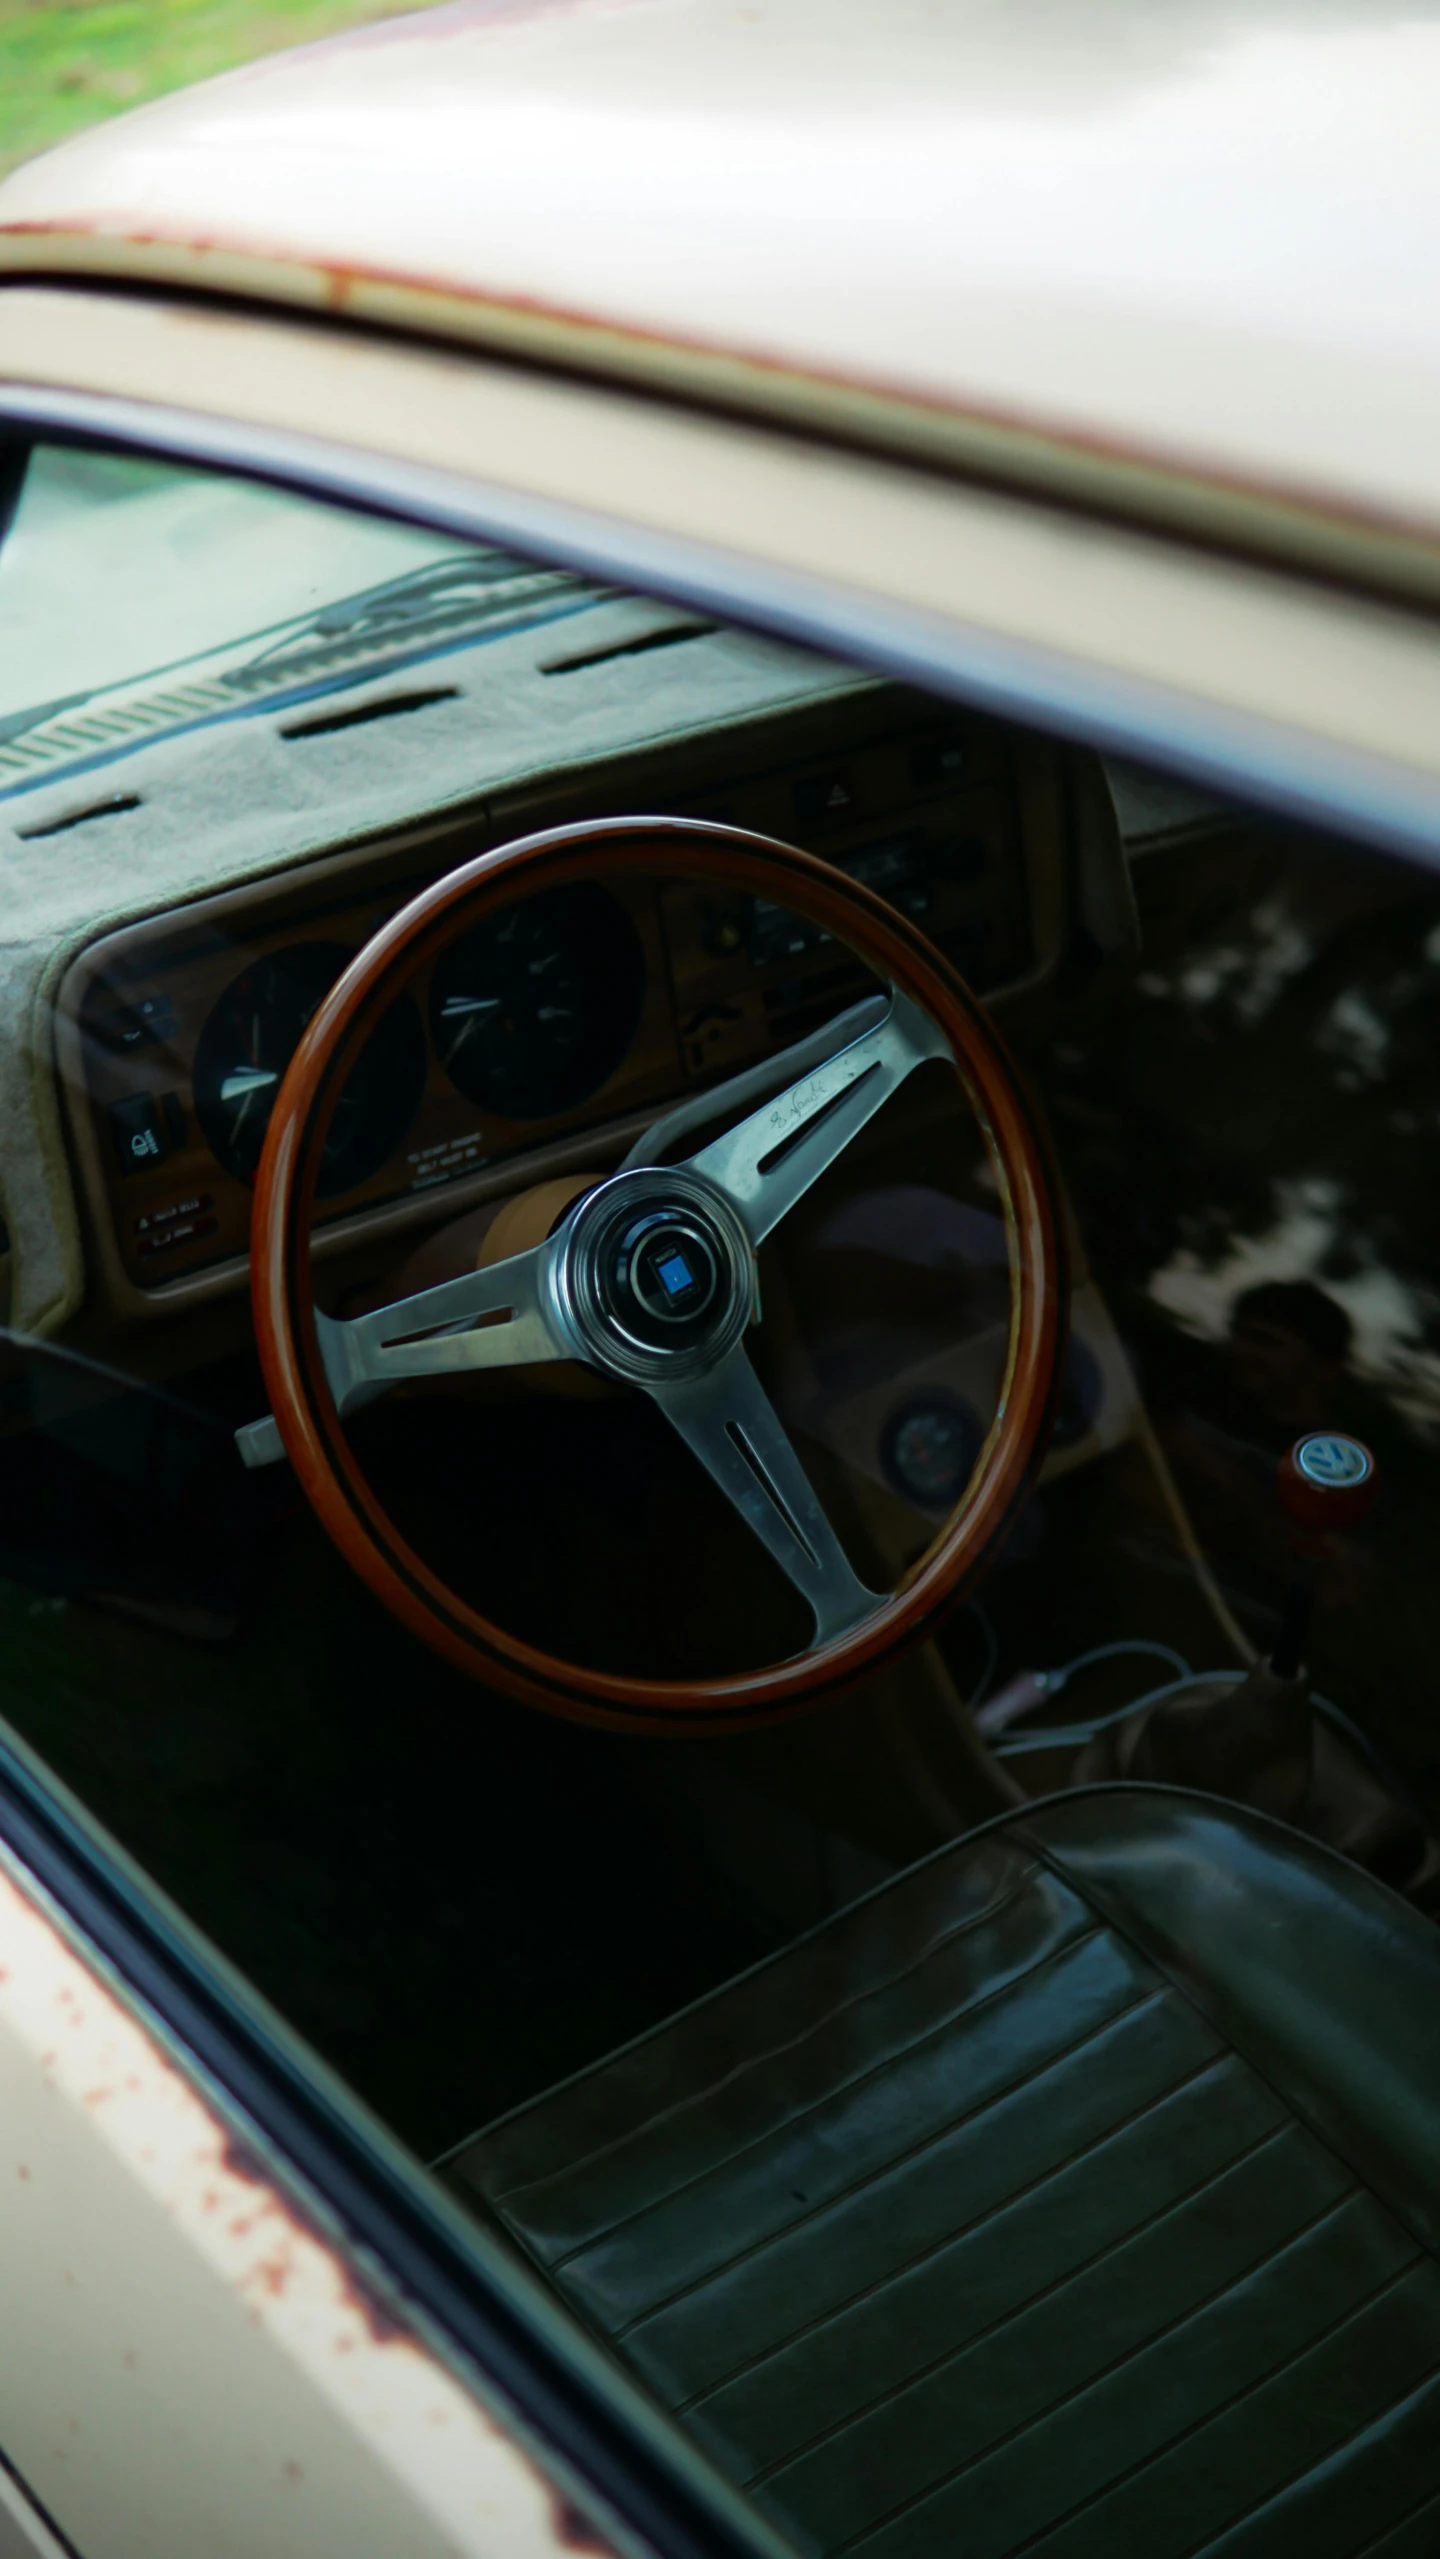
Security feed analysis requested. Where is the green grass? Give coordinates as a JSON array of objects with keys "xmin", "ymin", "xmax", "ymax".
[{"xmin": 0, "ymin": 0, "xmax": 437, "ymax": 180}]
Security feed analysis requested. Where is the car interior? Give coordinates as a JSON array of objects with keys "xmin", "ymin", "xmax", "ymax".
[{"xmin": 2, "ymin": 440, "xmax": 1440, "ymax": 2558}]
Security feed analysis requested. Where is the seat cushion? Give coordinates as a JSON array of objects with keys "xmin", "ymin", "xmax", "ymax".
[{"xmin": 448, "ymin": 1786, "xmax": 1440, "ymax": 2559}]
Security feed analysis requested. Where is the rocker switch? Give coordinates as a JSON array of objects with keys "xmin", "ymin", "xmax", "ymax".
[{"xmin": 109, "ymin": 1092, "xmax": 182, "ymax": 1175}]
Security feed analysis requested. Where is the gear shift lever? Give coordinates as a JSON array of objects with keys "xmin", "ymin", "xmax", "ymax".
[{"xmin": 1270, "ymin": 1435, "xmax": 1378, "ymax": 1678}]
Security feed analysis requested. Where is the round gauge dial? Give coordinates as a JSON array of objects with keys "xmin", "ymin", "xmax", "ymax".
[
  {"xmin": 879, "ymin": 1391, "xmax": 984, "ymax": 1513},
  {"xmin": 429, "ymin": 882, "xmax": 645, "ymax": 1119},
  {"xmin": 193, "ymin": 941, "xmax": 427, "ymax": 1197}
]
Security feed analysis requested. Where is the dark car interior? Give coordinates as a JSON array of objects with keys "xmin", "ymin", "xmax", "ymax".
[{"xmin": 2, "ymin": 442, "xmax": 1439, "ymax": 2559}]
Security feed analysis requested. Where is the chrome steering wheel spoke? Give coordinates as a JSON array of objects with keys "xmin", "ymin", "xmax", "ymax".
[
  {"xmin": 237, "ymin": 1243, "xmax": 570, "ymax": 1464},
  {"xmin": 238, "ymin": 989, "xmax": 953, "ymax": 1517},
  {"xmin": 685, "ymin": 986, "xmax": 951, "ymax": 1248},
  {"xmin": 649, "ymin": 1346, "xmax": 876, "ymax": 1646},
  {"xmin": 317, "ymin": 1244, "xmax": 566, "ymax": 1412}
]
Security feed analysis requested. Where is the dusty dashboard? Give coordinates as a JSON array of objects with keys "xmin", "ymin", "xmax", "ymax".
[{"xmin": 59, "ymin": 691, "xmax": 1063, "ymax": 1317}]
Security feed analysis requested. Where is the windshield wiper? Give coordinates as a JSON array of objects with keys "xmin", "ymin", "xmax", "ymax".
[
  {"xmin": 0, "ymin": 550, "xmax": 610, "ymax": 804},
  {"xmin": 220, "ymin": 554, "xmax": 603, "ymax": 697}
]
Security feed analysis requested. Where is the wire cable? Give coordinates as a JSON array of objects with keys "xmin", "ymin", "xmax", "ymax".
[
  {"xmin": 973, "ymin": 1636, "xmax": 1193, "ymax": 1739},
  {"xmin": 992, "ymin": 1670, "xmax": 1236, "ymax": 1755},
  {"xmin": 1046, "ymin": 1638, "xmax": 1191, "ymax": 1691}
]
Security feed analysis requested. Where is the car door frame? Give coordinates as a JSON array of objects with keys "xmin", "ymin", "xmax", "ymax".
[{"xmin": 0, "ymin": 270, "xmax": 1437, "ymax": 2558}]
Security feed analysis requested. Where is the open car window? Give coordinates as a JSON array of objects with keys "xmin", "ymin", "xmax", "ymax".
[{"xmin": 3, "ymin": 437, "xmax": 1440, "ymax": 2559}]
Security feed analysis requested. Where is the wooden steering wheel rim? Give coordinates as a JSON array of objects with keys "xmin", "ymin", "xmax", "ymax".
[{"xmin": 252, "ymin": 817, "xmax": 1068, "ymax": 1731}]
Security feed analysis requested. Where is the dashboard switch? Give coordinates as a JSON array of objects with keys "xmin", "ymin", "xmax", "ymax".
[
  {"xmin": 909, "ymin": 732, "xmax": 968, "ymax": 792},
  {"xmin": 109, "ymin": 1092, "xmax": 181, "ymax": 1175},
  {"xmin": 95, "ymin": 994, "xmax": 178, "ymax": 1054},
  {"xmin": 793, "ymin": 770, "xmax": 855, "ymax": 828}
]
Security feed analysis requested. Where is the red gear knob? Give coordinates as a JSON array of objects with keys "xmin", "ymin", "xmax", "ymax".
[{"xmin": 1277, "ymin": 1434, "xmax": 1378, "ymax": 1535}]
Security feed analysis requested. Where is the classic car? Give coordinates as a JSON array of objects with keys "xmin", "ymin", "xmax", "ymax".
[{"xmin": 0, "ymin": 1, "xmax": 1438, "ymax": 2553}]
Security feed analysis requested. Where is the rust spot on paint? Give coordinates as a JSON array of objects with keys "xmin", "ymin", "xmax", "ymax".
[
  {"xmin": 245, "ymin": 2246, "xmax": 299, "ymax": 2301},
  {"xmin": 222, "ymin": 2138, "xmax": 327, "ymax": 2243},
  {"xmin": 218, "ymin": 2132, "xmax": 408, "ymax": 2340},
  {"xmin": 219, "ymin": 2131, "xmax": 269, "ymax": 2187},
  {"xmin": 551, "ymin": 2496, "xmax": 616, "ymax": 2554},
  {"xmin": 343, "ymin": 2281, "xmax": 408, "ymax": 2346},
  {"xmin": 122, "ymin": 2350, "xmax": 138, "ymax": 2371},
  {"xmin": 16, "ymin": 2165, "xmax": 29, "ymax": 2180},
  {"xmin": 283, "ymin": 2459, "xmax": 304, "ymax": 2484}
]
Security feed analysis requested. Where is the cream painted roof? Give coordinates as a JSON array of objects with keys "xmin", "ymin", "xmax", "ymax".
[{"xmin": 2, "ymin": 0, "xmax": 1440, "ymax": 540}]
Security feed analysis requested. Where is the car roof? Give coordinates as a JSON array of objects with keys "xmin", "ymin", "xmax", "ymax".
[{"xmin": 2, "ymin": 0, "xmax": 1439, "ymax": 549}]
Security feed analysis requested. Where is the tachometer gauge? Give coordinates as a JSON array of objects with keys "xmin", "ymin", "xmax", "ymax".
[
  {"xmin": 429, "ymin": 882, "xmax": 645, "ymax": 1119},
  {"xmin": 193, "ymin": 941, "xmax": 427, "ymax": 1195}
]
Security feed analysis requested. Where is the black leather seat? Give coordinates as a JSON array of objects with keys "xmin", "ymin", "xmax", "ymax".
[{"xmin": 448, "ymin": 1787, "xmax": 1440, "ymax": 2559}]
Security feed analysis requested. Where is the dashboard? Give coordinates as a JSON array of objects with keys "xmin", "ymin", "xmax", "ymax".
[{"xmin": 58, "ymin": 688, "xmax": 1061, "ymax": 1318}]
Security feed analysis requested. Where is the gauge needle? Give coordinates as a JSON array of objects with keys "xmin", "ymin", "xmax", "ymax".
[
  {"xmin": 440, "ymin": 994, "xmax": 500, "ymax": 1063},
  {"xmin": 220, "ymin": 1064, "xmax": 279, "ymax": 1107}
]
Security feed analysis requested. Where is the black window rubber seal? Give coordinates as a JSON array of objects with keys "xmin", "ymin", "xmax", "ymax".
[{"xmin": 0, "ymin": 1721, "xmax": 788, "ymax": 2559}]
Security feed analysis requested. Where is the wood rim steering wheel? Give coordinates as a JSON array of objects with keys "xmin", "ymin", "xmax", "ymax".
[{"xmin": 252, "ymin": 818, "xmax": 1068, "ymax": 1731}]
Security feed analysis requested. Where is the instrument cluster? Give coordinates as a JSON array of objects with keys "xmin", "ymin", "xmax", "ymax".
[{"xmin": 65, "ymin": 699, "xmax": 1039, "ymax": 1304}]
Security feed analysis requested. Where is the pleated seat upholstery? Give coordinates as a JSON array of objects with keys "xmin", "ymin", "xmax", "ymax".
[{"xmin": 448, "ymin": 1787, "xmax": 1440, "ymax": 2559}]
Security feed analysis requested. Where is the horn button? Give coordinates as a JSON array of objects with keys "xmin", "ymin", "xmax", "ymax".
[
  {"xmin": 555, "ymin": 1170, "xmax": 754, "ymax": 1381},
  {"xmin": 605, "ymin": 1210, "xmax": 722, "ymax": 1344}
]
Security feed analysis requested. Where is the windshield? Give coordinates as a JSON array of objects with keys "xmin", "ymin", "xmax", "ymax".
[{"xmin": 0, "ymin": 444, "xmax": 471, "ymax": 735}]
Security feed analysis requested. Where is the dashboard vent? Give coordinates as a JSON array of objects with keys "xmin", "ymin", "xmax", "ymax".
[
  {"xmin": 280, "ymin": 687, "xmax": 458, "ymax": 741},
  {"xmin": 16, "ymin": 792, "xmax": 141, "ymax": 841},
  {"xmin": 541, "ymin": 622, "xmax": 717, "ymax": 677}
]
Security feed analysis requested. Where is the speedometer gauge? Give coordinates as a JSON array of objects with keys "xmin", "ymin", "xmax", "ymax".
[
  {"xmin": 429, "ymin": 882, "xmax": 645, "ymax": 1118},
  {"xmin": 193, "ymin": 941, "xmax": 427, "ymax": 1196}
]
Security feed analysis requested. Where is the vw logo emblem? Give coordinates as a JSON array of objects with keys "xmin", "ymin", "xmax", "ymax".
[{"xmin": 1294, "ymin": 1435, "xmax": 1371, "ymax": 1490}]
